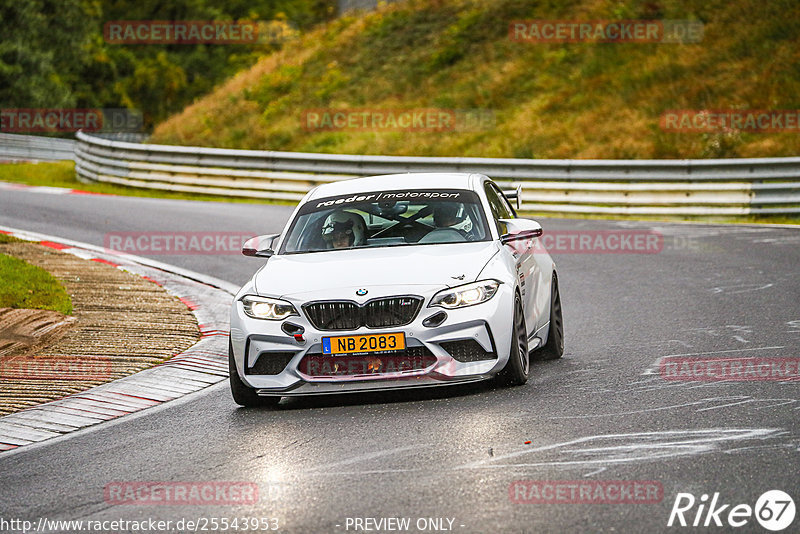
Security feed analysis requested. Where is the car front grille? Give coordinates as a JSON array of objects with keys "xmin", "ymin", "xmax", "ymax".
[
  {"xmin": 439, "ymin": 339, "xmax": 497, "ymax": 362},
  {"xmin": 299, "ymin": 345, "xmax": 436, "ymax": 377},
  {"xmin": 302, "ymin": 296, "xmax": 423, "ymax": 331}
]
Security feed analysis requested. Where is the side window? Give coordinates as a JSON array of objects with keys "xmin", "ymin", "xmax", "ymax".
[
  {"xmin": 484, "ymin": 184, "xmax": 504, "ymax": 219},
  {"xmin": 484, "ymin": 183, "xmax": 514, "ymax": 235},
  {"xmin": 495, "ymin": 185, "xmax": 518, "ymax": 218},
  {"xmin": 484, "ymin": 182, "xmax": 507, "ymax": 235}
]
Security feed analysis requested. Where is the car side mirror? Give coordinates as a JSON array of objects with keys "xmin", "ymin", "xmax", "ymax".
[
  {"xmin": 499, "ymin": 219, "xmax": 542, "ymax": 244},
  {"xmin": 242, "ymin": 234, "xmax": 279, "ymax": 258}
]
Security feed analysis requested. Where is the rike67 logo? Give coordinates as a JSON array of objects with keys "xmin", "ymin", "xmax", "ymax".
[{"xmin": 668, "ymin": 490, "xmax": 795, "ymax": 531}]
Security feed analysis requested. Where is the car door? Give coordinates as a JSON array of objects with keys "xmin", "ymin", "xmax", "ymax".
[{"xmin": 484, "ymin": 182, "xmax": 541, "ymax": 336}]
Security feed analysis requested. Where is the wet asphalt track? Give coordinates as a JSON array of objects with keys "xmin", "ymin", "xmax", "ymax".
[{"xmin": 1, "ymin": 188, "xmax": 799, "ymax": 533}]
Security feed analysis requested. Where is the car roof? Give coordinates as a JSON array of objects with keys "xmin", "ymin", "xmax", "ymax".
[{"xmin": 305, "ymin": 173, "xmax": 485, "ymax": 201}]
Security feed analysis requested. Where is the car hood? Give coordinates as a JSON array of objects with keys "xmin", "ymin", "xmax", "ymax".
[{"xmin": 255, "ymin": 242, "xmax": 499, "ymax": 298}]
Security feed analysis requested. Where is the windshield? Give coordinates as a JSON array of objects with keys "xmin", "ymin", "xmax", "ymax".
[{"xmin": 280, "ymin": 189, "xmax": 491, "ymax": 254}]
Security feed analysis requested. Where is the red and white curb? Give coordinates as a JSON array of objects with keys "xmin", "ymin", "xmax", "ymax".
[
  {"xmin": 0, "ymin": 226, "xmax": 236, "ymax": 452},
  {"xmin": 0, "ymin": 180, "xmax": 112, "ymax": 197}
]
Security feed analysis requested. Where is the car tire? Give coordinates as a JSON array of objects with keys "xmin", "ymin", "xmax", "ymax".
[
  {"xmin": 533, "ymin": 274, "xmax": 564, "ymax": 361},
  {"xmin": 497, "ymin": 293, "xmax": 529, "ymax": 386},
  {"xmin": 229, "ymin": 341, "xmax": 281, "ymax": 408}
]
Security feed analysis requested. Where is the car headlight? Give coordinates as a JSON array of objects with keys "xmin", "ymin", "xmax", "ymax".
[
  {"xmin": 241, "ymin": 295, "xmax": 298, "ymax": 320},
  {"xmin": 429, "ymin": 280, "xmax": 501, "ymax": 309}
]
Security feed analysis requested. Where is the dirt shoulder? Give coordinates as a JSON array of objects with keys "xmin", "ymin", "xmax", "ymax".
[{"xmin": 0, "ymin": 240, "xmax": 199, "ymax": 415}]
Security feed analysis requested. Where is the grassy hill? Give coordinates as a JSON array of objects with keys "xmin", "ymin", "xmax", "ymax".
[{"xmin": 151, "ymin": 0, "xmax": 800, "ymax": 159}]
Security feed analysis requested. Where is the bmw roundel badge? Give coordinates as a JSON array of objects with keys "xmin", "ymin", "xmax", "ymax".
[{"xmin": 356, "ymin": 288, "xmax": 368, "ymax": 296}]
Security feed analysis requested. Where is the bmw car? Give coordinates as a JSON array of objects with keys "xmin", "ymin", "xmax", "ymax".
[{"xmin": 229, "ymin": 173, "xmax": 563, "ymax": 406}]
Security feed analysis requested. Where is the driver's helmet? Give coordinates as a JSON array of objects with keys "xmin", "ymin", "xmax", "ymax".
[
  {"xmin": 321, "ymin": 210, "xmax": 366, "ymax": 247},
  {"xmin": 433, "ymin": 202, "xmax": 464, "ymax": 228}
]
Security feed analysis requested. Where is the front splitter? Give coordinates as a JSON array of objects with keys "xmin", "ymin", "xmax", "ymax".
[{"xmin": 256, "ymin": 374, "xmax": 492, "ymax": 396}]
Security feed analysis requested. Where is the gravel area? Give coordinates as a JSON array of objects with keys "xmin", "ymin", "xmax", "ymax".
[{"xmin": 0, "ymin": 241, "xmax": 199, "ymax": 415}]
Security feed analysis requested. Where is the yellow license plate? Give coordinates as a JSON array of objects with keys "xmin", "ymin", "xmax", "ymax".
[{"xmin": 322, "ymin": 333, "xmax": 405, "ymax": 355}]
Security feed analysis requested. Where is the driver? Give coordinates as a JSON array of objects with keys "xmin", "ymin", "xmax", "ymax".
[
  {"xmin": 417, "ymin": 202, "xmax": 470, "ymax": 244},
  {"xmin": 327, "ymin": 221, "xmax": 354, "ymax": 249},
  {"xmin": 433, "ymin": 202, "xmax": 463, "ymax": 228},
  {"xmin": 321, "ymin": 211, "xmax": 366, "ymax": 249}
]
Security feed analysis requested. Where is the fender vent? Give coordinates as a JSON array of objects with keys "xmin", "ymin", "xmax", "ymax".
[
  {"xmin": 440, "ymin": 339, "xmax": 496, "ymax": 363},
  {"xmin": 246, "ymin": 351, "xmax": 295, "ymax": 375}
]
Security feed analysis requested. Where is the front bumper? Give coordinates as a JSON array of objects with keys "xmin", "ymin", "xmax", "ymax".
[{"xmin": 229, "ymin": 285, "xmax": 515, "ymax": 396}]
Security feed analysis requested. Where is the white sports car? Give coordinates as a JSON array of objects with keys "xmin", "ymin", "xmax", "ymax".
[{"xmin": 229, "ymin": 173, "xmax": 563, "ymax": 406}]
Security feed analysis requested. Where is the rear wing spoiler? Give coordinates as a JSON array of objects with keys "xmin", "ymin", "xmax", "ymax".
[{"xmin": 502, "ymin": 185, "xmax": 522, "ymax": 210}]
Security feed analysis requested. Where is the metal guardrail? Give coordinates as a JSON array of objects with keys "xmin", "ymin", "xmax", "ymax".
[
  {"xmin": 0, "ymin": 133, "xmax": 76, "ymax": 162},
  {"xmin": 50, "ymin": 131, "xmax": 800, "ymax": 216}
]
